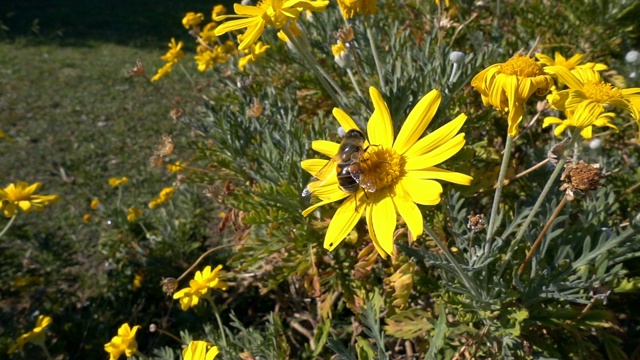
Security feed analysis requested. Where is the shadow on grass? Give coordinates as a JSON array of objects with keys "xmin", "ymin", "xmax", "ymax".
[{"xmin": 0, "ymin": 0, "xmax": 234, "ymax": 47}]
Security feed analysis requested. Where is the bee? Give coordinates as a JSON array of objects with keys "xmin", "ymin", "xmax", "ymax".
[{"xmin": 302, "ymin": 129, "xmax": 370, "ymax": 197}]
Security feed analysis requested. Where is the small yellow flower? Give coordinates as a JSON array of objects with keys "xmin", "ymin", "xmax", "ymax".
[
  {"xmin": 161, "ymin": 38, "xmax": 185, "ymax": 64},
  {"xmin": 151, "ymin": 62, "xmax": 174, "ymax": 82},
  {"xmin": 127, "ymin": 207, "xmax": 143, "ymax": 222},
  {"xmin": 108, "ymin": 177, "xmax": 129, "ymax": 188},
  {"xmin": 543, "ymin": 110, "xmax": 618, "ymax": 139},
  {"xmin": 183, "ymin": 341, "xmax": 220, "ymax": 360},
  {"xmin": 195, "ymin": 45, "xmax": 228, "ymax": 72},
  {"xmin": 166, "ymin": 161, "xmax": 189, "ymax": 173},
  {"xmin": 83, "ymin": 213, "xmax": 93, "ymax": 223},
  {"xmin": 182, "ymin": 12, "xmax": 205, "ymax": 29},
  {"xmin": 90, "ymin": 198, "xmax": 100, "ymax": 210},
  {"xmin": 8, "ymin": 315, "xmax": 52, "ymax": 354},
  {"xmin": 212, "ymin": 4, "xmax": 227, "ymax": 19},
  {"xmin": 545, "ymin": 67, "xmax": 640, "ymax": 138},
  {"xmin": 200, "ymin": 22, "xmax": 219, "ymax": 45},
  {"xmin": 0, "ymin": 129, "xmax": 5, "ymax": 138},
  {"xmin": 536, "ymin": 52, "xmax": 608, "ymax": 72},
  {"xmin": 148, "ymin": 187, "xmax": 176, "ymax": 209},
  {"xmin": 336, "ymin": 0, "xmax": 378, "ymax": 19},
  {"xmin": 301, "ymin": 87, "xmax": 472, "ymax": 257},
  {"xmin": 104, "ymin": 323, "xmax": 140, "ymax": 360},
  {"xmin": 173, "ymin": 265, "xmax": 228, "ymax": 311},
  {"xmin": 238, "ymin": 41, "xmax": 270, "ymax": 71},
  {"xmin": 471, "ymin": 54, "xmax": 554, "ymax": 137},
  {"xmin": 133, "ymin": 273, "xmax": 144, "ymax": 291},
  {"xmin": 214, "ymin": 0, "xmax": 329, "ymax": 51},
  {"xmin": 0, "ymin": 182, "xmax": 60, "ymax": 218},
  {"xmin": 332, "ymin": 40, "xmax": 352, "ymax": 68}
]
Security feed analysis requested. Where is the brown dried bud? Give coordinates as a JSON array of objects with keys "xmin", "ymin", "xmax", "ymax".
[
  {"xmin": 160, "ymin": 277, "xmax": 179, "ymax": 296},
  {"xmin": 547, "ymin": 137, "xmax": 571, "ymax": 165},
  {"xmin": 148, "ymin": 153, "xmax": 164, "ymax": 168},
  {"xmin": 128, "ymin": 59, "xmax": 145, "ymax": 77},
  {"xmin": 170, "ymin": 108, "xmax": 184, "ymax": 122},
  {"xmin": 335, "ymin": 25, "xmax": 354, "ymax": 44},
  {"xmin": 155, "ymin": 134, "xmax": 174, "ymax": 157},
  {"xmin": 560, "ymin": 161, "xmax": 605, "ymax": 201},
  {"xmin": 247, "ymin": 98, "xmax": 264, "ymax": 118},
  {"xmin": 239, "ymin": 351, "xmax": 256, "ymax": 360},
  {"xmin": 467, "ymin": 212, "xmax": 486, "ymax": 232},
  {"xmin": 352, "ymin": 243, "xmax": 378, "ymax": 279}
]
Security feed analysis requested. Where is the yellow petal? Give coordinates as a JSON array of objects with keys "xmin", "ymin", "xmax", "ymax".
[
  {"xmin": 399, "ymin": 177, "xmax": 442, "ymax": 205},
  {"xmin": 312, "ymin": 140, "xmax": 339, "ymax": 157},
  {"xmin": 404, "ymin": 114, "xmax": 467, "ymax": 158},
  {"xmin": 370, "ymin": 194, "xmax": 396, "ymax": 256},
  {"xmin": 237, "ymin": 21, "xmax": 266, "ymax": 51},
  {"xmin": 393, "ymin": 90, "xmax": 441, "ymax": 154},
  {"xmin": 579, "ymin": 126, "xmax": 593, "ymax": 139},
  {"xmin": 406, "ymin": 167, "xmax": 473, "ymax": 185},
  {"xmin": 214, "ymin": 17, "xmax": 257, "ymax": 36},
  {"xmin": 332, "ymin": 107, "xmax": 361, "ymax": 133},
  {"xmin": 542, "ymin": 116, "xmax": 563, "ymax": 128},
  {"xmin": 572, "ymin": 101, "xmax": 605, "ymax": 128},
  {"xmin": 18, "ymin": 200, "xmax": 33, "ymax": 212},
  {"xmin": 301, "ymin": 159, "xmax": 329, "ymax": 175},
  {"xmin": 367, "ymin": 87, "xmax": 394, "ymax": 148},
  {"xmin": 366, "ymin": 204, "xmax": 387, "ymax": 259},
  {"xmin": 323, "ymin": 193, "xmax": 366, "ymax": 251},
  {"xmin": 392, "ymin": 186, "xmax": 423, "ymax": 239},
  {"xmin": 545, "ymin": 66, "xmax": 584, "ymax": 90},
  {"xmin": 506, "ymin": 102, "xmax": 524, "ymax": 137},
  {"xmin": 405, "ymin": 133, "xmax": 466, "ymax": 171}
]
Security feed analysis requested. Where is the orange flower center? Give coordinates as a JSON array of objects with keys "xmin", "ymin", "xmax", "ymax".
[
  {"xmin": 359, "ymin": 147, "xmax": 406, "ymax": 193},
  {"xmin": 583, "ymin": 80, "xmax": 622, "ymax": 104},
  {"xmin": 500, "ymin": 54, "xmax": 545, "ymax": 78}
]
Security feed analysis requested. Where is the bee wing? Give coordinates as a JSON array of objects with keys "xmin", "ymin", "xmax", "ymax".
[{"xmin": 302, "ymin": 156, "xmax": 339, "ymax": 197}]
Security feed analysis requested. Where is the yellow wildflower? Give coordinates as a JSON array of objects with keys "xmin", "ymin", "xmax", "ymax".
[
  {"xmin": 200, "ymin": 22, "xmax": 218, "ymax": 45},
  {"xmin": 543, "ymin": 110, "xmax": 618, "ymax": 139},
  {"xmin": 336, "ymin": 0, "xmax": 377, "ymax": 19},
  {"xmin": 104, "ymin": 323, "xmax": 140, "ymax": 360},
  {"xmin": 0, "ymin": 182, "xmax": 60, "ymax": 218},
  {"xmin": 161, "ymin": 38, "xmax": 185, "ymax": 64},
  {"xmin": 148, "ymin": 187, "xmax": 176, "ymax": 209},
  {"xmin": 173, "ymin": 265, "xmax": 228, "ymax": 311},
  {"xmin": 166, "ymin": 161, "xmax": 189, "ymax": 173},
  {"xmin": 83, "ymin": 213, "xmax": 92, "ymax": 223},
  {"xmin": 195, "ymin": 46, "xmax": 228, "ymax": 72},
  {"xmin": 212, "ymin": 4, "xmax": 227, "ymax": 19},
  {"xmin": 8, "ymin": 315, "xmax": 52, "ymax": 354},
  {"xmin": 108, "ymin": 177, "xmax": 129, "ymax": 188},
  {"xmin": 133, "ymin": 273, "xmax": 144, "ymax": 291},
  {"xmin": 90, "ymin": 198, "xmax": 100, "ymax": 210},
  {"xmin": 182, "ymin": 12, "xmax": 205, "ymax": 29},
  {"xmin": 471, "ymin": 54, "xmax": 554, "ymax": 137},
  {"xmin": 238, "ymin": 41, "xmax": 270, "ymax": 71},
  {"xmin": 536, "ymin": 52, "xmax": 608, "ymax": 72},
  {"xmin": 183, "ymin": 341, "xmax": 220, "ymax": 360},
  {"xmin": 127, "ymin": 207, "xmax": 143, "ymax": 222},
  {"xmin": 151, "ymin": 62, "xmax": 173, "ymax": 82},
  {"xmin": 545, "ymin": 67, "xmax": 640, "ymax": 138},
  {"xmin": 301, "ymin": 87, "xmax": 472, "ymax": 258},
  {"xmin": 214, "ymin": 0, "xmax": 329, "ymax": 51}
]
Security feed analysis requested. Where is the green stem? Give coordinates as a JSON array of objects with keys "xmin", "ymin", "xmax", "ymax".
[
  {"xmin": 135, "ymin": 350, "xmax": 151, "ymax": 360},
  {"xmin": 347, "ymin": 68, "xmax": 364, "ymax": 98},
  {"xmin": 484, "ymin": 135, "xmax": 514, "ymax": 250},
  {"xmin": 282, "ymin": 26, "xmax": 350, "ymax": 110},
  {"xmin": 425, "ymin": 227, "xmax": 482, "ymax": 299},
  {"xmin": 38, "ymin": 343, "xmax": 54, "ymax": 360},
  {"xmin": 207, "ymin": 297, "xmax": 227, "ymax": 347},
  {"xmin": 365, "ymin": 22, "xmax": 387, "ymax": 93},
  {"xmin": 0, "ymin": 215, "xmax": 17, "ymax": 239},
  {"xmin": 497, "ymin": 128, "xmax": 581, "ymax": 280}
]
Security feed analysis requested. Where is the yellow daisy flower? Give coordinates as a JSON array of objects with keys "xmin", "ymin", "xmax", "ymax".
[
  {"xmin": 151, "ymin": 62, "xmax": 173, "ymax": 82},
  {"xmin": 0, "ymin": 182, "xmax": 60, "ymax": 218},
  {"xmin": 336, "ymin": 0, "xmax": 378, "ymax": 19},
  {"xmin": 127, "ymin": 207, "xmax": 143, "ymax": 222},
  {"xmin": 212, "ymin": 4, "xmax": 227, "ymax": 19},
  {"xmin": 301, "ymin": 87, "xmax": 472, "ymax": 258},
  {"xmin": 148, "ymin": 187, "xmax": 176, "ymax": 209},
  {"xmin": 90, "ymin": 198, "xmax": 100, "ymax": 210},
  {"xmin": 173, "ymin": 265, "xmax": 228, "ymax": 311},
  {"xmin": 213, "ymin": 0, "xmax": 329, "ymax": 51},
  {"xmin": 199, "ymin": 22, "xmax": 219, "ymax": 45},
  {"xmin": 8, "ymin": 315, "xmax": 52, "ymax": 354},
  {"xmin": 238, "ymin": 41, "xmax": 270, "ymax": 71},
  {"xmin": 182, "ymin": 12, "xmax": 205, "ymax": 29},
  {"xmin": 471, "ymin": 54, "xmax": 554, "ymax": 137},
  {"xmin": 161, "ymin": 38, "xmax": 185, "ymax": 64},
  {"xmin": 104, "ymin": 323, "xmax": 140, "ymax": 360},
  {"xmin": 543, "ymin": 110, "xmax": 618, "ymax": 139},
  {"xmin": 545, "ymin": 66, "xmax": 640, "ymax": 138},
  {"xmin": 108, "ymin": 177, "xmax": 129, "ymax": 188},
  {"xmin": 183, "ymin": 341, "xmax": 220, "ymax": 360},
  {"xmin": 535, "ymin": 52, "xmax": 608, "ymax": 72}
]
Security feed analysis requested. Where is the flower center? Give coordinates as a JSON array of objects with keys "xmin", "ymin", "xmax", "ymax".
[
  {"xmin": 359, "ymin": 147, "xmax": 406, "ymax": 193},
  {"xmin": 500, "ymin": 54, "xmax": 544, "ymax": 78},
  {"xmin": 583, "ymin": 80, "xmax": 622, "ymax": 104}
]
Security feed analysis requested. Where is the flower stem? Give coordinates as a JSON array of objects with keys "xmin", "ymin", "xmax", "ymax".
[
  {"xmin": 347, "ymin": 68, "xmax": 364, "ymax": 98},
  {"xmin": 517, "ymin": 194, "xmax": 568, "ymax": 275},
  {"xmin": 365, "ymin": 21, "xmax": 387, "ymax": 93},
  {"xmin": 135, "ymin": 350, "xmax": 151, "ymax": 360},
  {"xmin": 485, "ymin": 135, "xmax": 514, "ymax": 250},
  {"xmin": 176, "ymin": 244, "xmax": 236, "ymax": 282},
  {"xmin": 38, "ymin": 343, "xmax": 54, "ymax": 360},
  {"xmin": 425, "ymin": 227, "xmax": 482, "ymax": 299},
  {"xmin": 0, "ymin": 215, "xmax": 17, "ymax": 239},
  {"xmin": 497, "ymin": 128, "xmax": 580, "ymax": 279},
  {"xmin": 207, "ymin": 297, "xmax": 228, "ymax": 347}
]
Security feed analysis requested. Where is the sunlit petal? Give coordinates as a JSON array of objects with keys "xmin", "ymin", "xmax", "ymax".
[
  {"xmin": 324, "ymin": 193, "xmax": 366, "ymax": 251},
  {"xmin": 367, "ymin": 87, "xmax": 394, "ymax": 147},
  {"xmin": 394, "ymin": 90, "xmax": 441, "ymax": 154}
]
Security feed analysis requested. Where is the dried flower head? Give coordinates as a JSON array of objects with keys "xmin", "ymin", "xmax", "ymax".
[
  {"xmin": 335, "ymin": 25, "xmax": 354, "ymax": 44},
  {"xmin": 160, "ymin": 277, "xmax": 179, "ymax": 296},
  {"xmin": 560, "ymin": 161, "xmax": 605, "ymax": 200},
  {"xmin": 467, "ymin": 212, "xmax": 486, "ymax": 232},
  {"xmin": 155, "ymin": 134, "xmax": 174, "ymax": 157},
  {"xmin": 247, "ymin": 98, "xmax": 264, "ymax": 118},
  {"xmin": 170, "ymin": 108, "xmax": 184, "ymax": 122},
  {"xmin": 128, "ymin": 59, "xmax": 145, "ymax": 77}
]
